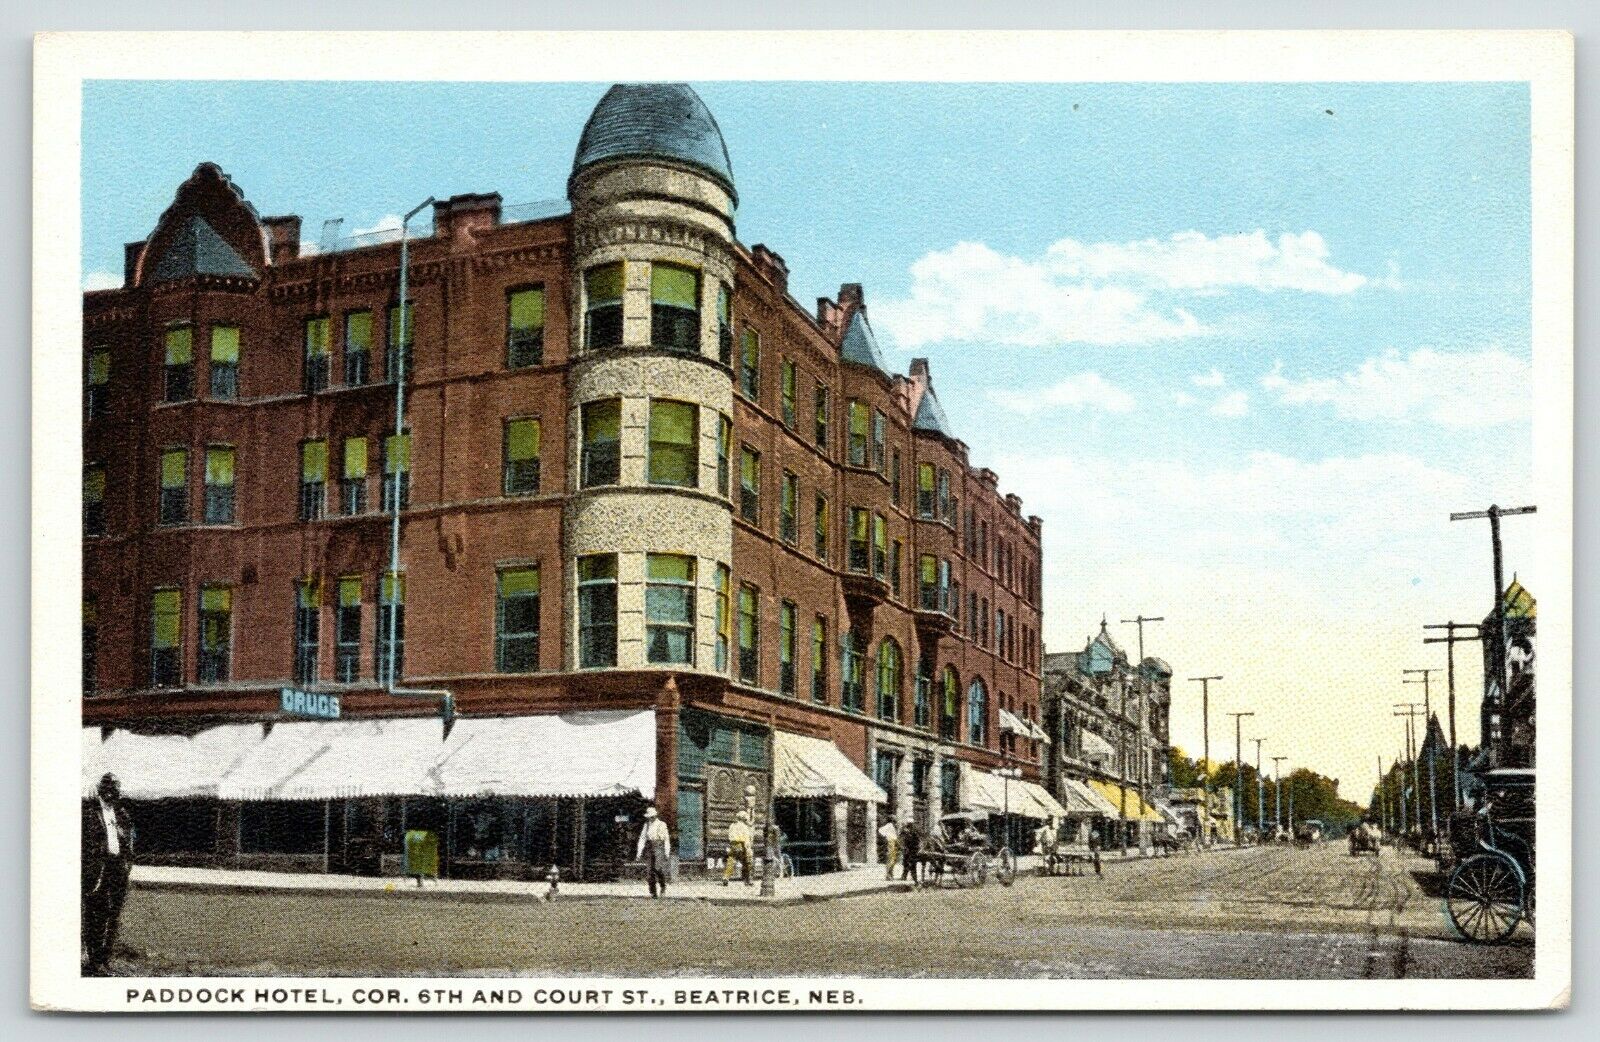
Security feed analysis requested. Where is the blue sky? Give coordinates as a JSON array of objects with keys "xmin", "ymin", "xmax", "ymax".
[{"xmin": 83, "ymin": 81, "xmax": 1535, "ymax": 794}]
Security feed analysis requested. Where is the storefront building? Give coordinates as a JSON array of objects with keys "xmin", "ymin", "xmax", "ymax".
[{"xmin": 80, "ymin": 83, "xmax": 1045, "ymax": 879}]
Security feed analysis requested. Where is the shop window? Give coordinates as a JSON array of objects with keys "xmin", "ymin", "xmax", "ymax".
[
  {"xmin": 577, "ymin": 555, "xmax": 618, "ymax": 669},
  {"xmin": 86, "ymin": 348, "xmax": 110, "ymax": 419},
  {"xmin": 158, "ymin": 447, "xmax": 188, "ymax": 526},
  {"xmin": 342, "ymin": 437, "xmax": 368, "ymax": 515},
  {"xmin": 739, "ymin": 446, "xmax": 760, "ymax": 525},
  {"xmin": 780, "ymin": 472, "xmax": 798, "ymax": 544},
  {"xmin": 198, "ymin": 585, "xmax": 232, "ymax": 683},
  {"xmin": 778, "ymin": 600, "xmax": 797, "ymax": 696},
  {"xmin": 941, "ymin": 760, "xmax": 960, "ymax": 815},
  {"xmin": 736, "ymin": 583, "xmax": 760, "ymax": 684},
  {"xmin": 739, "ymin": 328, "xmax": 760, "ymax": 400},
  {"xmin": 581, "ymin": 399, "xmax": 621, "ymax": 488},
  {"xmin": 780, "ymin": 361, "xmax": 796, "ymax": 428},
  {"xmin": 385, "ymin": 302, "xmax": 414, "ymax": 383},
  {"xmin": 496, "ymin": 567, "xmax": 541, "ymax": 672},
  {"xmin": 163, "ymin": 325, "xmax": 194, "ymax": 402},
  {"xmin": 382, "ymin": 432, "xmax": 411, "ymax": 512},
  {"xmin": 507, "ymin": 286, "xmax": 545, "ymax": 368},
  {"xmin": 294, "ymin": 577, "xmax": 320, "ymax": 685},
  {"xmin": 651, "ymin": 263, "xmax": 700, "ymax": 353},
  {"xmin": 645, "ymin": 554, "xmax": 695, "ymax": 665},
  {"xmin": 811, "ymin": 616, "xmax": 828, "ymax": 704},
  {"xmin": 210, "ymin": 325, "xmax": 240, "ymax": 399},
  {"xmin": 304, "ymin": 316, "xmax": 330, "ymax": 393},
  {"xmin": 375, "ymin": 571, "xmax": 405, "ymax": 685},
  {"xmin": 335, "ymin": 577, "xmax": 362, "ymax": 682},
  {"xmin": 204, "ymin": 445, "xmax": 235, "ymax": 524},
  {"xmin": 344, "ymin": 311, "xmax": 372, "ymax": 386},
  {"xmin": 877, "ymin": 638, "xmax": 901, "ymax": 722},
  {"xmin": 300, "ymin": 439, "xmax": 327, "ymax": 521},
  {"xmin": 647, "ymin": 400, "xmax": 697, "ymax": 487},
  {"xmin": 585, "ymin": 263, "xmax": 624, "ymax": 350},
  {"xmin": 504, "ymin": 417, "xmax": 542, "ymax": 495},
  {"xmin": 83, "ymin": 465, "xmax": 105, "ymax": 537},
  {"xmin": 150, "ymin": 588, "xmax": 182, "ymax": 688},
  {"xmin": 847, "ymin": 400, "xmax": 869, "ymax": 466}
]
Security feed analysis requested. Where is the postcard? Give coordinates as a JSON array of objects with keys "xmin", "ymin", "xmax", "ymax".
[{"xmin": 32, "ymin": 29, "xmax": 1573, "ymax": 1012}]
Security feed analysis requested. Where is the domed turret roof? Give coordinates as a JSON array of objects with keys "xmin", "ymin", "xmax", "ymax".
[{"xmin": 572, "ymin": 83, "xmax": 736, "ymax": 201}]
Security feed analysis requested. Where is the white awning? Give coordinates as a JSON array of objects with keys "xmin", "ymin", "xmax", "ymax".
[
  {"xmin": 1062, "ymin": 776, "xmax": 1121, "ymax": 817},
  {"xmin": 424, "ymin": 711, "xmax": 656, "ymax": 798},
  {"xmin": 998, "ymin": 708, "xmax": 1029, "ymax": 736},
  {"xmin": 81, "ymin": 725, "xmax": 263, "ymax": 799},
  {"xmin": 216, "ymin": 718, "xmax": 453, "ymax": 801},
  {"xmin": 773, "ymin": 731, "xmax": 885, "ymax": 803},
  {"xmin": 1020, "ymin": 780, "xmax": 1068, "ymax": 819},
  {"xmin": 1027, "ymin": 719, "xmax": 1052, "ymax": 744},
  {"xmin": 1079, "ymin": 729, "xmax": 1116, "ymax": 765}
]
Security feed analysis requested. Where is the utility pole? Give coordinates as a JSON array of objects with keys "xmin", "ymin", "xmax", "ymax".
[
  {"xmin": 1450, "ymin": 504, "xmax": 1536, "ymax": 770},
  {"xmin": 1425, "ymin": 622, "xmax": 1482, "ymax": 811},
  {"xmin": 1271, "ymin": 755, "xmax": 1287, "ymax": 835},
  {"xmin": 1189, "ymin": 677, "xmax": 1222, "ymax": 848},
  {"xmin": 1376, "ymin": 756, "xmax": 1386, "ymax": 835},
  {"xmin": 1122, "ymin": 615, "xmax": 1162, "ymax": 857},
  {"xmin": 1403, "ymin": 669, "xmax": 1440, "ymax": 841},
  {"xmin": 1252, "ymin": 737, "xmax": 1266, "ymax": 833},
  {"xmin": 1228, "ymin": 711, "xmax": 1253, "ymax": 844},
  {"xmin": 1393, "ymin": 704, "xmax": 1424, "ymax": 839}
]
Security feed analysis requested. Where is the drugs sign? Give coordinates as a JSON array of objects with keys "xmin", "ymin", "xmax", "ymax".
[{"xmin": 279, "ymin": 687, "xmax": 341, "ymax": 720}]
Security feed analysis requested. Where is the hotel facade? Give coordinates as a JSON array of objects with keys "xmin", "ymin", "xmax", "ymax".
[{"xmin": 80, "ymin": 84, "xmax": 1053, "ymax": 879}]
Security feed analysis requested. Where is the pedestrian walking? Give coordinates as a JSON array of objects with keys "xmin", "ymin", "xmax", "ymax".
[
  {"xmin": 635, "ymin": 805, "xmax": 671, "ymax": 899},
  {"xmin": 877, "ymin": 818, "xmax": 899, "ymax": 880},
  {"xmin": 900, "ymin": 819, "xmax": 921, "ymax": 885},
  {"xmin": 723, "ymin": 810, "xmax": 754, "ymax": 886},
  {"xmin": 82, "ymin": 772, "xmax": 134, "ymax": 975}
]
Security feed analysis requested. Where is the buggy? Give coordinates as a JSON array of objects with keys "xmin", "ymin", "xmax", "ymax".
[
  {"xmin": 1445, "ymin": 768, "xmax": 1535, "ymax": 944},
  {"xmin": 1348, "ymin": 821, "xmax": 1380, "ymax": 856},
  {"xmin": 914, "ymin": 811, "xmax": 1016, "ymax": 888}
]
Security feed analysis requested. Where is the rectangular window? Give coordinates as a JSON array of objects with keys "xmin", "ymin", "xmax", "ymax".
[
  {"xmin": 779, "ymin": 601, "xmax": 797, "ymax": 696},
  {"xmin": 163, "ymin": 326, "xmax": 194, "ymax": 402},
  {"xmin": 914, "ymin": 660, "xmax": 932, "ymax": 729},
  {"xmin": 150, "ymin": 589, "xmax": 182, "ymax": 688},
  {"xmin": 344, "ymin": 311, "xmax": 372, "ymax": 386},
  {"xmin": 209, "ymin": 326, "xmax": 240, "ymax": 399},
  {"xmin": 739, "ymin": 328, "xmax": 760, "ymax": 399},
  {"xmin": 386, "ymin": 302, "xmax": 414, "ymax": 383},
  {"xmin": 917, "ymin": 463, "xmax": 936, "ymax": 518},
  {"xmin": 714, "ymin": 565, "xmax": 731, "ymax": 672},
  {"xmin": 375, "ymin": 571, "xmax": 405, "ymax": 685},
  {"xmin": 504, "ymin": 417, "xmax": 542, "ymax": 495},
  {"xmin": 198, "ymin": 585, "xmax": 232, "ymax": 683},
  {"xmin": 86, "ymin": 348, "xmax": 110, "ymax": 419},
  {"xmin": 937, "ymin": 470, "xmax": 951, "ymax": 523},
  {"xmin": 780, "ymin": 361, "xmax": 796, "ymax": 428},
  {"xmin": 938, "ymin": 559, "xmax": 952, "ymax": 614},
  {"xmin": 890, "ymin": 538, "xmax": 903, "ymax": 599},
  {"xmin": 968, "ymin": 592, "xmax": 979, "ymax": 639},
  {"xmin": 964, "ymin": 507, "xmax": 976, "ymax": 556},
  {"xmin": 981, "ymin": 597, "xmax": 990, "ymax": 647},
  {"xmin": 645, "ymin": 554, "xmax": 695, "ymax": 665},
  {"xmin": 848, "ymin": 507, "xmax": 870, "ymax": 573},
  {"xmin": 996, "ymin": 610, "xmax": 1006, "ymax": 661},
  {"xmin": 203, "ymin": 445, "xmax": 235, "ymax": 524},
  {"xmin": 382, "ymin": 432, "xmax": 411, "ymax": 512},
  {"xmin": 736, "ymin": 583, "xmax": 759, "ymax": 684},
  {"xmin": 872, "ymin": 513, "xmax": 887, "ymax": 579},
  {"xmin": 585, "ymin": 263, "xmax": 624, "ymax": 350},
  {"xmin": 294, "ymin": 577, "xmax": 320, "ymax": 685},
  {"xmin": 300, "ymin": 439, "xmax": 327, "ymax": 521},
  {"xmin": 847, "ymin": 400, "xmax": 870, "ymax": 466},
  {"xmin": 342, "ymin": 437, "xmax": 368, "ymax": 515},
  {"xmin": 841, "ymin": 633, "xmax": 864, "ymax": 712},
  {"xmin": 496, "ymin": 567, "xmax": 541, "ymax": 672},
  {"xmin": 651, "ymin": 263, "xmax": 700, "ymax": 353},
  {"xmin": 507, "ymin": 286, "xmax": 546, "ymax": 367},
  {"xmin": 739, "ymin": 446, "xmax": 760, "ymax": 525},
  {"xmin": 647, "ymin": 400, "xmax": 698, "ymax": 487},
  {"xmin": 891, "ymin": 449, "xmax": 902, "ymax": 506},
  {"xmin": 83, "ymin": 599, "xmax": 97, "ymax": 695},
  {"xmin": 335, "ymin": 577, "xmax": 362, "ymax": 682},
  {"xmin": 159, "ymin": 447, "xmax": 188, "ymax": 526},
  {"xmin": 814, "ymin": 494, "xmax": 830, "ymax": 562},
  {"xmin": 581, "ymin": 399, "xmax": 621, "ymax": 488},
  {"xmin": 83, "ymin": 465, "xmax": 106, "ymax": 537},
  {"xmin": 811, "ymin": 616, "xmax": 828, "ymax": 703},
  {"xmin": 872, "ymin": 411, "xmax": 887, "ymax": 473},
  {"xmin": 577, "ymin": 555, "xmax": 618, "ymax": 668},
  {"xmin": 814, "ymin": 384, "xmax": 830, "ymax": 451},
  {"xmin": 304, "ymin": 316, "xmax": 330, "ymax": 393},
  {"xmin": 716, "ymin": 283, "xmax": 733, "ymax": 365},
  {"xmin": 780, "ymin": 472, "xmax": 798, "ymax": 544},
  {"xmin": 716, "ymin": 414, "xmax": 732, "ymax": 497}
]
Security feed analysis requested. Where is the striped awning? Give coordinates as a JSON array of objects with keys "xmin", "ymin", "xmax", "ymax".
[
  {"xmin": 1061, "ymin": 777, "xmax": 1120, "ymax": 816},
  {"xmin": 773, "ymin": 731, "xmax": 885, "ymax": 803},
  {"xmin": 1087, "ymin": 779, "xmax": 1165, "ymax": 823}
]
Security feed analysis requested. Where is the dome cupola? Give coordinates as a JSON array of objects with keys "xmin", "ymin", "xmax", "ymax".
[{"xmin": 571, "ymin": 83, "xmax": 736, "ymax": 203}]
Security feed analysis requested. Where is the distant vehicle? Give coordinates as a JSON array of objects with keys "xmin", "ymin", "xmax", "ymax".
[
  {"xmin": 1293, "ymin": 820, "xmax": 1324, "ymax": 847},
  {"xmin": 1347, "ymin": 821, "xmax": 1379, "ymax": 856}
]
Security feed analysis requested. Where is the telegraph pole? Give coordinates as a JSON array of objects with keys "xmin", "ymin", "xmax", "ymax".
[
  {"xmin": 1271, "ymin": 755, "xmax": 1287, "ymax": 835},
  {"xmin": 1189, "ymin": 676, "xmax": 1222, "ymax": 848},
  {"xmin": 1122, "ymin": 615, "xmax": 1163, "ymax": 857},
  {"xmin": 1425, "ymin": 621, "xmax": 1482, "ymax": 811},
  {"xmin": 1228, "ymin": 711, "xmax": 1253, "ymax": 844},
  {"xmin": 1252, "ymin": 737, "xmax": 1266, "ymax": 833},
  {"xmin": 1403, "ymin": 668, "xmax": 1440, "ymax": 841},
  {"xmin": 1376, "ymin": 756, "xmax": 1387, "ymax": 836},
  {"xmin": 1450, "ymin": 504, "xmax": 1535, "ymax": 769},
  {"xmin": 1393, "ymin": 703, "xmax": 1424, "ymax": 839}
]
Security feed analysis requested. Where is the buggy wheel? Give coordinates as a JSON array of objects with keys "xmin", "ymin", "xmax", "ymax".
[
  {"xmin": 1446, "ymin": 853, "xmax": 1525, "ymax": 945},
  {"xmin": 995, "ymin": 847, "xmax": 1016, "ymax": 887},
  {"xmin": 963, "ymin": 852, "xmax": 988, "ymax": 889}
]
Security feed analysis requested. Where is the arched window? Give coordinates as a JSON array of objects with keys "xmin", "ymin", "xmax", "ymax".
[
  {"xmin": 940, "ymin": 666, "xmax": 959, "ymax": 741},
  {"xmin": 967, "ymin": 677, "xmax": 988, "ymax": 747},
  {"xmin": 876, "ymin": 638, "xmax": 901, "ymax": 721}
]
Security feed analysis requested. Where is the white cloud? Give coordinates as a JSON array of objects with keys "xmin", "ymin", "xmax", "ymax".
[
  {"xmin": 1209, "ymin": 391, "xmax": 1249, "ymax": 417},
  {"xmin": 83, "ymin": 271, "xmax": 122, "ymax": 292},
  {"xmin": 987, "ymin": 372, "xmax": 1135, "ymax": 415},
  {"xmin": 350, "ymin": 214, "xmax": 403, "ymax": 238},
  {"xmin": 1192, "ymin": 368, "xmax": 1227, "ymax": 388},
  {"xmin": 1172, "ymin": 390, "xmax": 1198, "ymax": 407},
  {"xmin": 1261, "ymin": 347, "xmax": 1531, "ymax": 427},
  {"xmin": 1045, "ymin": 230, "xmax": 1369, "ymax": 294}
]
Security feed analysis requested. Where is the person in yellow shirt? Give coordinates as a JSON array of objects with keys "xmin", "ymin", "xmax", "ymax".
[
  {"xmin": 723, "ymin": 810, "xmax": 754, "ymax": 886},
  {"xmin": 877, "ymin": 818, "xmax": 899, "ymax": 880}
]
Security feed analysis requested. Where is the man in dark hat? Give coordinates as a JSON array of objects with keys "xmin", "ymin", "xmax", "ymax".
[{"xmin": 82, "ymin": 772, "xmax": 134, "ymax": 975}]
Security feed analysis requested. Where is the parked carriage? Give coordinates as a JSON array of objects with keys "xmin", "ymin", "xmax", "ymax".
[
  {"xmin": 914, "ymin": 811, "xmax": 1016, "ymax": 888},
  {"xmin": 1293, "ymin": 819, "xmax": 1324, "ymax": 848},
  {"xmin": 1445, "ymin": 769, "xmax": 1535, "ymax": 945}
]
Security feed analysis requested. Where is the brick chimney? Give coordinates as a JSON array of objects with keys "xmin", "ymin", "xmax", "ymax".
[
  {"xmin": 751, "ymin": 244, "xmax": 789, "ymax": 295},
  {"xmin": 123, "ymin": 241, "xmax": 145, "ymax": 287},
  {"xmin": 433, "ymin": 193, "xmax": 502, "ymax": 241},
  {"xmin": 261, "ymin": 216, "xmax": 302, "ymax": 264}
]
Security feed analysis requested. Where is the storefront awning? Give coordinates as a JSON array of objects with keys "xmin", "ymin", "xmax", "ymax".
[
  {"xmin": 1078, "ymin": 729, "xmax": 1116, "ymax": 765},
  {"xmin": 1019, "ymin": 780, "xmax": 1068, "ymax": 819},
  {"xmin": 216, "ymin": 718, "xmax": 454, "ymax": 801},
  {"xmin": 81, "ymin": 725, "xmax": 262, "ymax": 800},
  {"xmin": 1058, "ymin": 777, "xmax": 1117, "ymax": 816},
  {"xmin": 424, "ymin": 711, "xmax": 656, "ymax": 798},
  {"xmin": 998, "ymin": 708, "xmax": 1028, "ymax": 736},
  {"xmin": 1086, "ymin": 779, "xmax": 1165, "ymax": 823},
  {"xmin": 773, "ymin": 731, "xmax": 885, "ymax": 803}
]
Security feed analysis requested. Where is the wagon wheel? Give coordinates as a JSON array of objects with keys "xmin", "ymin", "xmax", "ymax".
[
  {"xmin": 963, "ymin": 851, "xmax": 989, "ymax": 889},
  {"xmin": 995, "ymin": 846, "xmax": 1017, "ymax": 887},
  {"xmin": 1446, "ymin": 853, "xmax": 1525, "ymax": 944}
]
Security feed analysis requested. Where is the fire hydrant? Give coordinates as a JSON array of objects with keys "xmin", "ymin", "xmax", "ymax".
[{"xmin": 544, "ymin": 865, "xmax": 560, "ymax": 901}]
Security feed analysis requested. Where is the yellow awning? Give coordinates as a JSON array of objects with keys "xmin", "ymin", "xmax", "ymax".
[{"xmin": 1087, "ymin": 780, "xmax": 1164, "ymax": 823}]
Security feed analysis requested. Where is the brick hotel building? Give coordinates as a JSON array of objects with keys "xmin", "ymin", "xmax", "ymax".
[{"xmin": 81, "ymin": 83, "xmax": 1054, "ymax": 879}]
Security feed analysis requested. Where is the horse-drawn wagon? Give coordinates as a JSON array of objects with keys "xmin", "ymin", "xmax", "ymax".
[
  {"xmin": 1445, "ymin": 768, "xmax": 1534, "ymax": 944},
  {"xmin": 1348, "ymin": 821, "xmax": 1380, "ymax": 856},
  {"xmin": 913, "ymin": 811, "xmax": 1016, "ymax": 888}
]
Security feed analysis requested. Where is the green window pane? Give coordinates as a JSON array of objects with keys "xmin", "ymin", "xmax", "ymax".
[
  {"xmin": 152, "ymin": 590, "xmax": 181, "ymax": 647},
  {"xmin": 919, "ymin": 464, "xmax": 935, "ymax": 491},
  {"xmin": 344, "ymin": 437, "xmax": 368, "ymax": 478},
  {"xmin": 851, "ymin": 508, "xmax": 869, "ymax": 539},
  {"xmin": 201, "ymin": 586, "xmax": 232, "ymax": 613},
  {"xmin": 385, "ymin": 433, "xmax": 411, "ymax": 473},
  {"xmin": 586, "ymin": 263, "xmax": 623, "ymax": 305},
  {"xmin": 338, "ymin": 577, "xmax": 363, "ymax": 607},
  {"xmin": 298, "ymin": 577, "xmax": 322, "ymax": 609},
  {"xmin": 507, "ymin": 418, "xmax": 541, "ymax": 461},
  {"xmin": 381, "ymin": 571, "xmax": 406, "ymax": 604},
  {"xmin": 509, "ymin": 288, "xmax": 545, "ymax": 331},
  {"xmin": 920, "ymin": 555, "xmax": 937, "ymax": 583},
  {"xmin": 499, "ymin": 568, "xmax": 541, "ymax": 597},
  {"xmin": 388, "ymin": 304, "xmax": 414, "ymax": 346},
  {"xmin": 301, "ymin": 440, "xmax": 328, "ymax": 481},
  {"xmin": 741, "ymin": 329, "xmax": 759, "ymax": 366},
  {"xmin": 345, "ymin": 312, "xmax": 373, "ymax": 351},
  {"xmin": 210, "ymin": 326, "xmax": 240, "ymax": 364},
  {"xmin": 651, "ymin": 264, "xmax": 699, "ymax": 308},
  {"xmin": 160, "ymin": 449, "xmax": 187, "ymax": 489},
  {"xmin": 88, "ymin": 350, "xmax": 111, "ymax": 385},
  {"xmin": 646, "ymin": 554, "xmax": 694, "ymax": 583},
  {"xmin": 578, "ymin": 555, "xmax": 617, "ymax": 582},
  {"xmin": 850, "ymin": 401, "xmax": 869, "ymax": 435},
  {"xmin": 84, "ymin": 467, "xmax": 105, "ymax": 500},
  {"xmin": 583, "ymin": 400, "xmax": 621, "ymax": 442},
  {"xmin": 164, "ymin": 327, "xmax": 193, "ymax": 365},
  {"xmin": 782, "ymin": 475, "xmax": 797, "ymax": 511},
  {"xmin": 741, "ymin": 449, "xmax": 759, "ymax": 486},
  {"xmin": 649, "ymin": 401, "xmax": 695, "ymax": 445},
  {"xmin": 874, "ymin": 514, "xmax": 887, "ymax": 550},
  {"xmin": 944, "ymin": 670, "xmax": 959, "ymax": 716},
  {"xmin": 205, "ymin": 447, "xmax": 235, "ymax": 486},
  {"xmin": 305, "ymin": 317, "xmax": 331, "ymax": 358}
]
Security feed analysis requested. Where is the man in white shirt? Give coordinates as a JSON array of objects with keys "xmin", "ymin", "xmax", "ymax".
[
  {"xmin": 82, "ymin": 772, "xmax": 134, "ymax": 974},
  {"xmin": 877, "ymin": 818, "xmax": 899, "ymax": 880},
  {"xmin": 723, "ymin": 810, "xmax": 754, "ymax": 886},
  {"xmin": 635, "ymin": 805, "xmax": 671, "ymax": 898}
]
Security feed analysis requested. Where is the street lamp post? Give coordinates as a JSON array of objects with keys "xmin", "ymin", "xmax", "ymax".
[
  {"xmin": 1227, "ymin": 711, "xmax": 1253, "ymax": 844},
  {"xmin": 997, "ymin": 765, "xmax": 1022, "ymax": 854},
  {"xmin": 1188, "ymin": 677, "xmax": 1221, "ymax": 848}
]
